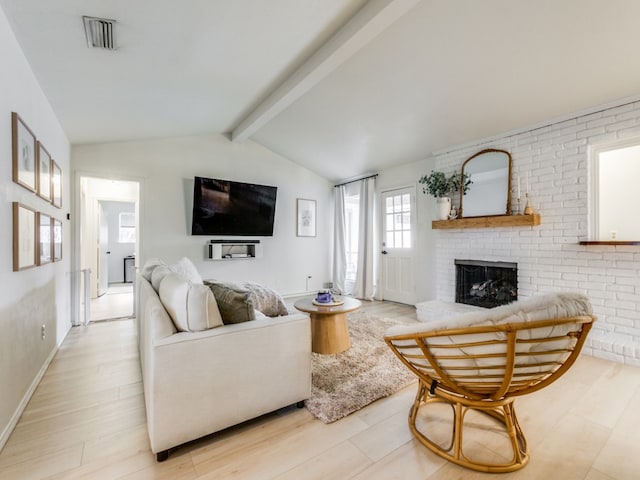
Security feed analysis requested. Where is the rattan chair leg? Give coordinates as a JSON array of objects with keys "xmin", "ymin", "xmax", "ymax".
[{"xmin": 408, "ymin": 382, "xmax": 530, "ymax": 473}]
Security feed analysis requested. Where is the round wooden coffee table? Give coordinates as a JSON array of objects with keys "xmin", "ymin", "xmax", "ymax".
[{"xmin": 294, "ymin": 296, "xmax": 361, "ymax": 354}]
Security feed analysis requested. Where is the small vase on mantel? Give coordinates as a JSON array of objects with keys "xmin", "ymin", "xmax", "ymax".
[{"xmin": 436, "ymin": 197, "xmax": 451, "ymax": 220}]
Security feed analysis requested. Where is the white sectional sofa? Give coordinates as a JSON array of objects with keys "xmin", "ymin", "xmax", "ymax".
[{"xmin": 136, "ymin": 258, "xmax": 312, "ymax": 461}]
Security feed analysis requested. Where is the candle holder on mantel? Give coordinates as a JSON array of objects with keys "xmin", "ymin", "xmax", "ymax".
[
  {"xmin": 523, "ymin": 192, "xmax": 534, "ymax": 215},
  {"xmin": 515, "ymin": 197, "xmax": 522, "ymax": 215}
]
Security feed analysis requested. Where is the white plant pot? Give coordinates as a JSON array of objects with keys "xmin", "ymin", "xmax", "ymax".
[{"xmin": 436, "ymin": 197, "xmax": 451, "ymax": 220}]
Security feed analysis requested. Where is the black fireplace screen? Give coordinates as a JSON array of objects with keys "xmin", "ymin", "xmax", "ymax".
[{"xmin": 455, "ymin": 260, "xmax": 517, "ymax": 308}]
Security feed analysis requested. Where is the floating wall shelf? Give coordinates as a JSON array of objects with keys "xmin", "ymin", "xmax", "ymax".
[
  {"xmin": 579, "ymin": 241, "xmax": 640, "ymax": 246},
  {"xmin": 432, "ymin": 214, "xmax": 540, "ymax": 230}
]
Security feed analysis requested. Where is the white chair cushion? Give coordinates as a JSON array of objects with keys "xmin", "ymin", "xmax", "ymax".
[{"xmin": 159, "ymin": 273, "xmax": 223, "ymax": 332}]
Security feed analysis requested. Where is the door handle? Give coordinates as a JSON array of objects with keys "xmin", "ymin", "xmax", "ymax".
[{"xmin": 381, "ymin": 250, "xmax": 388, "ymax": 255}]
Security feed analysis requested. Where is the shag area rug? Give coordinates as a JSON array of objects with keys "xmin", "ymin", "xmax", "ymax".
[{"xmin": 305, "ymin": 312, "xmax": 416, "ymax": 423}]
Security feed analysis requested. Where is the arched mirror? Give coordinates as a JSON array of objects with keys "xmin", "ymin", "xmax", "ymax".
[{"xmin": 460, "ymin": 149, "xmax": 512, "ymax": 217}]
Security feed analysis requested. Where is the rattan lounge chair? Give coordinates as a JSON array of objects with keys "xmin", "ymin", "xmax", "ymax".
[{"xmin": 384, "ymin": 292, "xmax": 595, "ymax": 473}]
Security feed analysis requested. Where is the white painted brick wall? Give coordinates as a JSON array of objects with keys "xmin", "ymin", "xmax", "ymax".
[{"xmin": 432, "ymin": 101, "xmax": 640, "ymax": 365}]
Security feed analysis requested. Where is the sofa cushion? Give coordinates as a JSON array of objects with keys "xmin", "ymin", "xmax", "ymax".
[
  {"xmin": 158, "ymin": 273, "xmax": 223, "ymax": 332},
  {"xmin": 206, "ymin": 280, "xmax": 288, "ymax": 317},
  {"xmin": 207, "ymin": 283, "xmax": 256, "ymax": 324}
]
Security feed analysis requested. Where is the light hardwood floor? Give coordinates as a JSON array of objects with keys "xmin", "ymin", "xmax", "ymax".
[
  {"xmin": 1, "ymin": 301, "xmax": 639, "ymax": 479},
  {"xmin": 90, "ymin": 283, "xmax": 134, "ymax": 322}
]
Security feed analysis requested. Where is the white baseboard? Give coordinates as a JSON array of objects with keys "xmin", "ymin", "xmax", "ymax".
[
  {"xmin": 282, "ymin": 291, "xmax": 316, "ymax": 299},
  {"xmin": 0, "ymin": 346, "xmax": 57, "ymax": 452}
]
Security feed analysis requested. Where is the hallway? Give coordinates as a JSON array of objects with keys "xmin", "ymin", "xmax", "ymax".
[{"xmin": 90, "ymin": 283, "xmax": 133, "ymax": 322}]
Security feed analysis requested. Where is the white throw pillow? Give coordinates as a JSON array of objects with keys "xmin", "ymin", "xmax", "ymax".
[
  {"xmin": 169, "ymin": 257, "xmax": 203, "ymax": 285},
  {"xmin": 140, "ymin": 258, "xmax": 165, "ymax": 281},
  {"xmin": 159, "ymin": 273, "xmax": 223, "ymax": 332},
  {"xmin": 151, "ymin": 264, "xmax": 171, "ymax": 292}
]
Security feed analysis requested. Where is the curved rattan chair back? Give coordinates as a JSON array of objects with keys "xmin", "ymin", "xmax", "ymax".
[
  {"xmin": 388, "ymin": 316, "xmax": 593, "ymax": 401},
  {"xmin": 384, "ymin": 294, "xmax": 595, "ymax": 473}
]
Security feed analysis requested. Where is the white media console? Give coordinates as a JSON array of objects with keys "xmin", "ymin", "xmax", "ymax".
[{"xmin": 207, "ymin": 240, "xmax": 263, "ymax": 260}]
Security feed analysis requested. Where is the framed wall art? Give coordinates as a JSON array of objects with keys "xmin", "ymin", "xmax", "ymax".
[
  {"xmin": 37, "ymin": 212, "xmax": 53, "ymax": 265},
  {"xmin": 53, "ymin": 218, "xmax": 62, "ymax": 261},
  {"xmin": 51, "ymin": 160, "xmax": 62, "ymax": 208},
  {"xmin": 12, "ymin": 112, "xmax": 37, "ymax": 192},
  {"xmin": 13, "ymin": 202, "xmax": 37, "ymax": 271},
  {"xmin": 37, "ymin": 142, "xmax": 52, "ymax": 202},
  {"xmin": 296, "ymin": 198, "xmax": 316, "ymax": 237}
]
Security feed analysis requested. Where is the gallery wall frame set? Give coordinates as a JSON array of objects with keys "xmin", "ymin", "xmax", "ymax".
[
  {"xmin": 12, "ymin": 203, "xmax": 63, "ymax": 272},
  {"xmin": 11, "ymin": 112, "xmax": 63, "ymax": 272},
  {"xmin": 11, "ymin": 112, "xmax": 63, "ymax": 208}
]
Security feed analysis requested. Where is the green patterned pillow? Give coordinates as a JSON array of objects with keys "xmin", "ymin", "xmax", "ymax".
[{"xmin": 207, "ymin": 283, "xmax": 256, "ymax": 324}]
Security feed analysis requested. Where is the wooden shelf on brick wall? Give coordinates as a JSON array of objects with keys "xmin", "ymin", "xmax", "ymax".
[
  {"xmin": 579, "ymin": 240, "xmax": 640, "ymax": 246},
  {"xmin": 432, "ymin": 213, "xmax": 540, "ymax": 229}
]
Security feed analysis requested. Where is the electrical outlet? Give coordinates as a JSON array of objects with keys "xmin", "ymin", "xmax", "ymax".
[
  {"xmin": 611, "ymin": 231, "xmax": 617, "ymax": 240},
  {"xmin": 41, "ymin": 324, "xmax": 46, "ymax": 340}
]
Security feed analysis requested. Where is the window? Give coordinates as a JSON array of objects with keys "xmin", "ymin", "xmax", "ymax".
[
  {"xmin": 384, "ymin": 192, "xmax": 412, "ymax": 249},
  {"xmin": 590, "ymin": 138, "xmax": 640, "ymax": 241},
  {"xmin": 118, "ymin": 212, "xmax": 136, "ymax": 243}
]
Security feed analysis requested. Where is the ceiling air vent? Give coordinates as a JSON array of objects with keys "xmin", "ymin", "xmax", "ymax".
[{"xmin": 83, "ymin": 16, "xmax": 116, "ymax": 50}]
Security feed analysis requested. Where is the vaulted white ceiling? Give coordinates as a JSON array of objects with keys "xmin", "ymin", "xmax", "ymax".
[{"xmin": 3, "ymin": 0, "xmax": 640, "ymax": 182}]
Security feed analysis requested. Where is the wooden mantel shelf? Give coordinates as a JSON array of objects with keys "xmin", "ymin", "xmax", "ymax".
[
  {"xmin": 579, "ymin": 241, "xmax": 640, "ymax": 246},
  {"xmin": 432, "ymin": 213, "xmax": 540, "ymax": 229}
]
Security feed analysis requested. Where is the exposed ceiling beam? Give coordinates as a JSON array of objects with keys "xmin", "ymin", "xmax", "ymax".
[{"xmin": 231, "ymin": 0, "xmax": 421, "ymax": 142}]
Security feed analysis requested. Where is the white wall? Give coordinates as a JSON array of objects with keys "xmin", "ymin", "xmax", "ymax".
[
  {"xmin": 72, "ymin": 135, "xmax": 333, "ymax": 295},
  {"xmin": 0, "ymin": 6, "xmax": 71, "ymax": 448},
  {"xmin": 431, "ymin": 101, "xmax": 640, "ymax": 365}
]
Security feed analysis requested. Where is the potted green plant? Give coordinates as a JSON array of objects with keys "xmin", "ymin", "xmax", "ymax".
[{"xmin": 419, "ymin": 171, "xmax": 471, "ymax": 220}]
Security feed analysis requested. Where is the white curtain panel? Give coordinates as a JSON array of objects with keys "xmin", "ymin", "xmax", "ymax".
[
  {"xmin": 332, "ymin": 184, "xmax": 348, "ymax": 294},
  {"xmin": 353, "ymin": 176, "xmax": 378, "ymax": 300}
]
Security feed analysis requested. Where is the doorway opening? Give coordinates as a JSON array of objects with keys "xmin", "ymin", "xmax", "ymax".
[{"xmin": 80, "ymin": 176, "xmax": 140, "ymax": 322}]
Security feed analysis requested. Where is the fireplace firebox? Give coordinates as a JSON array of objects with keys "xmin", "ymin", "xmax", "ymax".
[{"xmin": 455, "ymin": 259, "xmax": 517, "ymax": 308}]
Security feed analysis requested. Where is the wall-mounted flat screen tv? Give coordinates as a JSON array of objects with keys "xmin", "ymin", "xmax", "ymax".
[{"xmin": 191, "ymin": 176, "xmax": 277, "ymax": 236}]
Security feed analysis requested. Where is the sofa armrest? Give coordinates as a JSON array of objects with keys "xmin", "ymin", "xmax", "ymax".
[{"xmin": 145, "ymin": 313, "xmax": 311, "ymax": 453}]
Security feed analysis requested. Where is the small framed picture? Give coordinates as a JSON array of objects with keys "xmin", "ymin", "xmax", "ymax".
[
  {"xmin": 297, "ymin": 198, "xmax": 317, "ymax": 237},
  {"xmin": 13, "ymin": 202, "xmax": 37, "ymax": 271},
  {"xmin": 37, "ymin": 142, "xmax": 52, "ymax": 202},
  {"xmin": 12, "ymin": 112, "xmax": 37, "ymax": 192},
  {"xmin": 51, "ymin": 160, "xmax": 62, "ymax": 208},
  {"xmin": 53, "ymin": 218, "xmax": 62, "ymax": 261},
  {"xmin": 37, "ymin": 212, "xmax": 53, "ymax": 266}
]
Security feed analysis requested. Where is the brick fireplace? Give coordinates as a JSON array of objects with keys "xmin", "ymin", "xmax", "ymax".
[{"xmin": 431, "ymin": 100, "xmax": 640, "ymax": 365}]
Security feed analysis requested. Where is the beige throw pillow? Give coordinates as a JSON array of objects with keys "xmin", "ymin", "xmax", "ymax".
[{"xmin": 159, "ymin": 273, "xmax": 223, "ymax": 332}]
